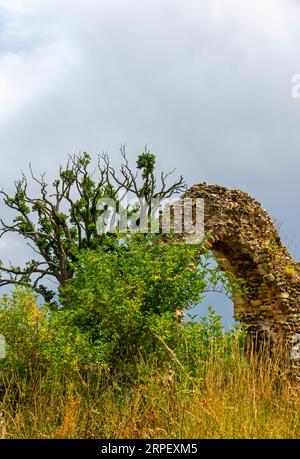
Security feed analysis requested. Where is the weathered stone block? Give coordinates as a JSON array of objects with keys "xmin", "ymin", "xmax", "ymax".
[{"xmin": 250, "ymin": 299, "xmax": 263, "ymax": 307}]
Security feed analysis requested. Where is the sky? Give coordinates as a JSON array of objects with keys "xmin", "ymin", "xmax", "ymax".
[{"xmin": 0, "ymin": 0, "xmax": 300, "ymax": 325}]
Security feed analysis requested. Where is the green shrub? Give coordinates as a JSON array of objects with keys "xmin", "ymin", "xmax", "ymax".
[
  {"xmin": 0, "ymin": 234, "xmax": 245, "ymax": 385},
  {"xmin": 0, "ymin": 288, "xmax": 108, "ymax": 384},
  {"xmin": 58, "ymin": 234, "xmax": 243, "ymax": 378}
]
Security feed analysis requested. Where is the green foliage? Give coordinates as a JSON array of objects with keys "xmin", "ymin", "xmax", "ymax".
[
  {"xmin": 0, "ymin": 149, "xmax": 185, "ymax": 303},
  {"xmin": 0, "ymin": 288, "xmax": 110, "ymax": 382},
  {"xmin": 174, "ymin": 307, "xmax": 247, "ymax": 376},
  {"xmin": 0, "ymin": 289, "xmax": 48, "ymax": 377},
  {"xmin": 0, "ymin": 233, "xmax": 246, "ymax": 387},
  {"xmin": 57, "ymin": 234, "xmax": 244, "ymax": 378}
]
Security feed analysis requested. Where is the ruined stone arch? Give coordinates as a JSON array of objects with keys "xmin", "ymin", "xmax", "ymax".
[{"xmin": 183, "ymin": 184, "xmax": 300, "ymax": 377}]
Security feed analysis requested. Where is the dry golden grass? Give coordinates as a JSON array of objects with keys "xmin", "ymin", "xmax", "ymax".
[{"xmin": 0, "ymin": 341, "xmax": 299, "ymax": 439}]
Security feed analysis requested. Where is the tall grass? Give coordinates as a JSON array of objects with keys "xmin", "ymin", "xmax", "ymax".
[{"xmin": 0, "ymin": 338, "xmax": 299, "ymax": 439}]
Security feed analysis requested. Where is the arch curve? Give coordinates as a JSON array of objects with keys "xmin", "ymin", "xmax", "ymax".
[{"xmin": 183, "ymin": 183, "xmax": 300, "ymax": 377}]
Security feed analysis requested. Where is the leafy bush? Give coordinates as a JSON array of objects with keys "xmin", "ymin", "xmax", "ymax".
[
  {"xmin": 0, "ymin": 289, "xmax": 48, "ymax": 378},
  {"xmin": 58, "ymin": 234, "xmax": 243, "ymax": 378},
  {"xmin": 0, "ymin": 290, "xmax": 89, "ymax": 380},
  {"xmin": 0, "ymin": 234, "xmax": 245, "ymax": 385}
]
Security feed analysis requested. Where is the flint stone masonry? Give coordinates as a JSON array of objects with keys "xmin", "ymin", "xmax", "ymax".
[{"xmin": 182, "ymin": 183, "xmax": 300, "ymax": 378}]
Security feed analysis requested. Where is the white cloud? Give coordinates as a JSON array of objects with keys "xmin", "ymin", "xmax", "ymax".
[
  {"xmin": 0, "ymin": 41, "xmax": 81, "ymax": 121},
  {"xmin": 0, "ymin": 0, "xmax": 300, "ymax": 261}
]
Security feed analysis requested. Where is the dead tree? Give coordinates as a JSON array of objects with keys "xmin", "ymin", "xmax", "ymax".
[{"xmin": 0, "ymin": 147, "xmax": 186, "ymax": 304}]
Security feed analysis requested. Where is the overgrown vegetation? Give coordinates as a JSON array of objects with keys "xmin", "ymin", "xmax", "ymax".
[
  {"xmin": 0, "ymin": 148, "xmax": 185, "ymax": 303},
  {"xmin": 0, "ymin": 232, "xmax": 241, "ymax": 379},
  {"xmin": 0, "ymin": 298, "xmax": 298, "ymax": 439},
  {"xmin": 0, "ymin": 236, "xmax": 297, "ymax": 439},
  {"xmin": 0, "ymin": 151, "xmax": 297, "ymax": 439}
]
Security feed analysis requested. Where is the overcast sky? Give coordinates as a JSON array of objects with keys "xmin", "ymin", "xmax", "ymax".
[{"xmin": 0, "ymin": 0, "xmax": 300, "ymax": 323}]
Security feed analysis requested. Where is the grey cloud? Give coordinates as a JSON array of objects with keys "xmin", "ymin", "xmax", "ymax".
[{"xmin": 0, "ymin": 0, "xmax": 300, "ymax": 267}]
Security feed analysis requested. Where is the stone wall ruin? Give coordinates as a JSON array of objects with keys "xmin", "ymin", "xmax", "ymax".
[{"xmin": 183, "ymin": 183, "xmax": 300, "ymax": 378}]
